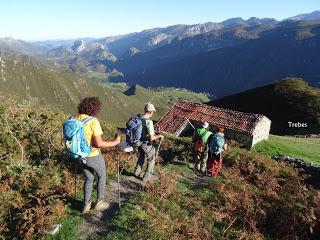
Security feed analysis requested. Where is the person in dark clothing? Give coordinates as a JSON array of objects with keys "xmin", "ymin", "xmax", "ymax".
[{"xmin": 134, "ymin": 103, "xmax": 164, "ymax": 181}]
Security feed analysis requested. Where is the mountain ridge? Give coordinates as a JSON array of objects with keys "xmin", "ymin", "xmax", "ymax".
[{"xmin": 112, "ymin": 21, "xmax": 320, "ymax": 98}]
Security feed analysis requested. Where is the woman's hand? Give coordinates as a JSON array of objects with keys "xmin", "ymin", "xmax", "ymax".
[
  {"xmin": 94, "ymin": 134, "xmax": 121, "ymax": 148},
  {"xmin": 114, "ymin": 134, "xmax": 121, "ymax": 145}
]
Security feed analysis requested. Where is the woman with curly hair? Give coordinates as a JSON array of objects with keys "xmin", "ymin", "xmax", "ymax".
[{"xmin": 76, "ymin": 96, "xmax": 121, "ymax": 214}]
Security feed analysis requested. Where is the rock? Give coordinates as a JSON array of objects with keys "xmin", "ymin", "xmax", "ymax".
[
  {"xmin": 128, "ymin": 47, "xmax": 140, "ymax": 57},
  {"xmin": 148, "ymin": 33, "xmax": 168, "ymax": 46},
  {"xmin": 272, "ymin": 155, "xmax": 320, "ymax": 188},
  {"xmin": 72, "ymin": 40, "xmax": 86, "ymax": 54},
  {"xmin": 45, "ymin": 224, "xmax": 61, "ymax": 235}
]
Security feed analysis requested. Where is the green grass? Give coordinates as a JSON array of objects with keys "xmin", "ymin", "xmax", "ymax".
[
  {"xmin": 0, "ymin": 56, "xmax": 169, "ymax": 126},
  {"xmin": 41, "ymin": 212, "xmax": 83, "ymax": 240},
  {"xmin": 104, "ymin": 146, "xmax": 320, "ymax": 239},
  {"xmin": 84, "ymin": 71, "xmax": 109, "ymax": 82},
  {"xmin": 0, "ymin": 55, "xmax": 210, "ymax": 128},
  {"xmin": 40, "ymin": 187, "xmax": 84, "ymax": 240},
  {"xmin": 105, "ymin": 164, "xmax": 237, "ymax": 240},
  {"xmin": 154, "ymin": 87, "xmax": 210, "ymax": 106},
  {"xmin": 253, "ymin": 134, "xmax": 320, "ymax": 163},
  {"xmin": 104, "ymin": 82, "xmax": 130, "ymax": 93}
]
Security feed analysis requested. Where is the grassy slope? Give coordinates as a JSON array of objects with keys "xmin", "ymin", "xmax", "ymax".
[
  {"xmin": 253, "ymin": 134, "xmax": 320, "ymax": 163},
  {"xmin": 3, "ymin": 98, "xmax": 319, "ymax": 239},
  {"xmin": 105, "ymin": 146, "xmax": 320, "ymax": 240},
  {"xmin": 209, "ymin": 78, "xmax": 320, "ymax": 135},
  {"xmin": 154, "ymin": 87, "xmax": 210, "ymax": 106},
  {"xmin": 0, "ymin": 56, "xmax": 169, "ymax": 126},
  {"xmin": 0, "ymin": 56, "xmax": 209, "ymax": 127}
]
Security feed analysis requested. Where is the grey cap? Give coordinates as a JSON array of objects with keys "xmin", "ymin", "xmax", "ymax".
[
  {"xmin": 144, "ymin": 102, "xmax": 156, "ymax": 112},
  {"xmin": 202, "ymin": 121, "xmax": 209, "ymax": 129}
]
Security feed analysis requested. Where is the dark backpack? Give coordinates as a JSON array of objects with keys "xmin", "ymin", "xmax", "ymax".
[
  {"xmin": 209, "ymin": 133, "xmax": 225, "ymax": 155},
  {"xmin": 125, "ymin": 115, "xmax": 143, "ymax": 147}
]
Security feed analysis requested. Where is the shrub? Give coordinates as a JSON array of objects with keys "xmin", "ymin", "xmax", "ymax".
[
  {"xmin": 108, "ymin": 136, "xmax": 320, "ymax": 240},
  {"xmin": 0, "ymin": 98, "xmax": 71, "ymax": 239},
  {"xmin": 160, "ymin": 135, "xmax": 193, "ymax": 163}
]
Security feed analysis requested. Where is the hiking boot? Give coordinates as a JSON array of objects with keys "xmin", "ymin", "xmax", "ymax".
[
  {"xmin": 142, "ymin": 173, "xmax": 152, "ymax": 182},
  {"xmin": 94, "ymin": 200, "xmax": 109, "ymax": 211},
  {"xmin": 134, "ymin": 168, "xmax": 141, "ymax": 178},
  {"xmin": 82, "ymin": 201, "xmax": 92, "ymax": 214},
  {"xmin": 134, "ymin": 173, "xmax": 140, "ymax": 178},
  {"xmin": 194, "ymin": 164, "xmax": 200, "ymax": 173}
]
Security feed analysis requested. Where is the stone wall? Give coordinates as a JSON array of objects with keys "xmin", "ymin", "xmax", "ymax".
[
  {"xmin": 252, "ymin": 116, "xmax": 271, "ymax": 147},
  {"xmin": 272, "ymin": 156, "xmax": 320, "ymax": 188},
  {"xmin": 177, "ymin": 116, "xmax": 271, "ymax": 149},
  {"xmin": 225, "ymin": 130, "xmax": 253, "ymax": 149}
]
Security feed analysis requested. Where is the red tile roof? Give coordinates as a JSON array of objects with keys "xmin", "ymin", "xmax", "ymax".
[{"xmin": 156, "ymin": 100, "xmax": 267, "ymax": 135}]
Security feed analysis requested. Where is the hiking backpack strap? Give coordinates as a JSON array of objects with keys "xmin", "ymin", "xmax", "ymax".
[
  {"xmin": 201, "ymin": 129, "xmax": 208, "ymax": 139},
  {"xmin": 81, "ymin": 116, "xmax": 94, "ymax": 125},
  {"xmin": 77, "ymin": 116, "xmax": 94, "ymax": 158}
]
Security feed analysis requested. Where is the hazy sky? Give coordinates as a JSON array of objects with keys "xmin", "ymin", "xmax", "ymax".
[{"xmin": 0, "ymin": 0, "xmax": 319, "ymax": 41}]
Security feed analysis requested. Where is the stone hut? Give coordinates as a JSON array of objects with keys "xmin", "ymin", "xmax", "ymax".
[{"xmin": 155, "ymin": 100, "xmax": 271, "ymax": 148}]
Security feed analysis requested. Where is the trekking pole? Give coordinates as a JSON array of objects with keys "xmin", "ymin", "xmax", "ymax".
[
  {"xmin": 155, "ymin": 139, "xmax": 162, "ymax": 163},
  {"xmin": 74, "ymin": 161, "xmax": 77, "ymax": 197},
  {"xmin": 116, "ymin": 146, "xmax": 121, "ymax": 208},
  {"xmin": 219, "ymin": 151, "xmax": 222, "ymax": 176}
]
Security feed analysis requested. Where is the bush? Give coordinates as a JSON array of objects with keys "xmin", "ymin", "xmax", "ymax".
[
  {"xmin": 0, "ymin": 98, "xmax": 75, "ymax": 239},
  {"xmin": 107, "ymin": 136, "xmax": 320, "ymax": 240},
  {"xmin": 160, "ymin": 135, "xmax": 193, "ymax": 163},
  {"xmin": 221, "ymin": 149, "xmax": 320, "ymax": 239}
]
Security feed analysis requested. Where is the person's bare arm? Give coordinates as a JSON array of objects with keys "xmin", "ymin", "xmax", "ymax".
[
  {"xmin": 94, "ymin": 134, "xmax": 121, "ymax": 148},
  {"xmin": 149, "ymin": 134, "xmax": 164, "ymax": 142},
  {"xmin": 223, "ymin": 143, "xmax": 228, "ymax": 151}
]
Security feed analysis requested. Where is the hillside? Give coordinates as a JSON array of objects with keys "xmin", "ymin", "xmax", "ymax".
[
  {"xmin": 93, "ymin": 17, "xmax": 277, "ymax": 58},
  {"xmin": 208, "ymin": 78, "xmax": 320, "ymax": 134},
  {"xmin": 287, "ymin": 10, "xmax": 320, "ymax": 21},
  {"xmin": 32, "ymin": 11, "xmax": 320, "ymax": 61},
  {"xmin": 253, "ymin": 135, "xmax": 320, "ymax": 163},
  {"xmin": 0, "ymin": 37, "xmax": 48, "ymax": 56},
  {"xmin": 113, "ymin": 21, "xmax": 320, "ymax": 97},
  {"xmin": 110, "ymin": 23, "xmax": 274, "ymax": 82},
  {"xmin": 103, "ymin": 147, "xmax": 320, "ymax": 240},
  {"xmin": 1, "ymin": 96, "xmax": 320, "ymax": 240},
  {"xmin": 0, "ymin": 53, "xmax": 210, "ymax": 126},
  {"xmin": 28, "ymin": 17, "xmax": 279, "ymax": 81},
  {"xmin": 0, "ymin": 53, "xmax": 169, "ymax": 125}
]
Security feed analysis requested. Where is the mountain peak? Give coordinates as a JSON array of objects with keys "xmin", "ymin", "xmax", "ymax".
[
  {"xmin": 221, "ymin": 17, "xmax": 245, "ymax": 26},
  {"xmin": 287, "ymin": 10, "xmax": 320, "ymax": 21},
  {"xmin": 71, "ymin": 39, "xmax": 85, "ymax": 54}
]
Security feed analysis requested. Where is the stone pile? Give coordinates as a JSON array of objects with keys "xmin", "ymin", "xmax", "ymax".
[{"xmin": 272, "ymin": 155, "xmax": 320, "ymax": 188}]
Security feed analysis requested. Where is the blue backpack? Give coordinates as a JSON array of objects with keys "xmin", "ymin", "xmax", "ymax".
[
  {"xmin": 125, "ymin": 115, "xmax": 143, "ymax": 147},
  {"xmin": 63, "ymin": 116, "xmax": 94, "ymax": 159},
  {"xmin": 209, "ymin": 133, "xmax": 225, "ymax": 155}
]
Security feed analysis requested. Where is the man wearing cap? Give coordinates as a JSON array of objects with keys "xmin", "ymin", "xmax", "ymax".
[
  {"xmin": 192, "ymin": 121, "xmax": 212, "ymax": 174},
  {"xmin": 134, "ymin": 103, "xmax": 164, "ymax": 181}
]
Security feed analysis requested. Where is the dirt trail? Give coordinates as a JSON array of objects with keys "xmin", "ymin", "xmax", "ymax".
[
  {"xmin": 77, "ymin": 161, "xmax": 207, "ymax": 239},
  {"xmin": 78, "ymin": 173, "xmax": 156, "ymax": 240}
]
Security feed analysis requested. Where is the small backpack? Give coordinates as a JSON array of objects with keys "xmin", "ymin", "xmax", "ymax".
[
  {"xmin": 194, "ymin": 129, "xmax": 208, "ymax": 152},
  {"xmin": 209, "ymin": 133, "xmax": 225, "ymax": 155},
  {"xmin": 125, "ymin": 115, "xmax": 143, "ymax": 147},
  {"xmin": 63, "ymin": 116, "xmax": 94, "ymax": 159}
]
